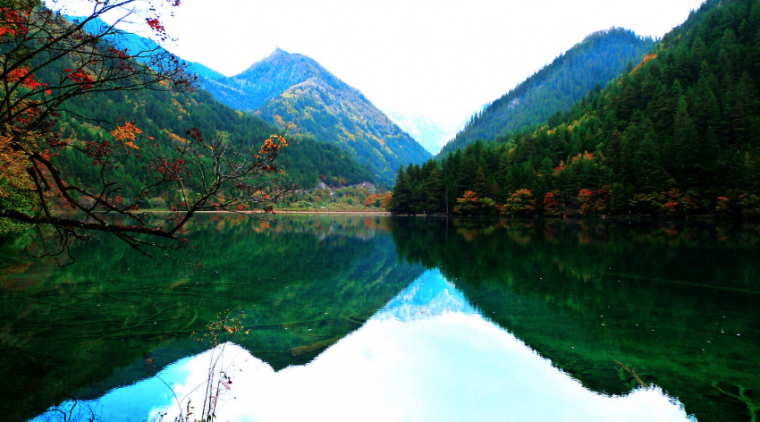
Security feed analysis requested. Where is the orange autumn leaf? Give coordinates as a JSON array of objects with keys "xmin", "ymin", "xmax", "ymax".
[{"xmin": 111, "ymin": 122, "xmax": 143, "ymax": 148}]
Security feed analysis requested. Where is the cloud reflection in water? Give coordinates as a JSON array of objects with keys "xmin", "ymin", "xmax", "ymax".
[{"xmin": 35, "ymin": 271, "xmax": 694, "ymax": 422}]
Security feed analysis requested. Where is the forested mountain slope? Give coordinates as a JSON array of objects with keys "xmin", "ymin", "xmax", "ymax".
[
  {"xmin": 201, "ymin": 48, "xmax": 318, "ymax": 112},
  {"xmin": 54, "ymin": 19, "xmax": 371, "ymax": 194},
  {"xmin": 201, "ymin": 49, "xmax": 431, "ymax": 185},
  {"xmin": 52, "ymin": 87, "xmax": 370, "ymax": 203},
  {"xmin": 438, "ymin": 28, "xmax": 655, "ymax": 157},
  {"xmin": 20, "ymin": 41, "xmax": 371, "ymax": 214},
  {"xmin": 391, "ymin": 0, "xmax": 760, "ymax": 218}
]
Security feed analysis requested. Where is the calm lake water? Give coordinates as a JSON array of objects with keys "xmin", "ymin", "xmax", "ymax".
[{"xmin": 1, "ymin": 215, "xmax": 758, "ymax": 422}]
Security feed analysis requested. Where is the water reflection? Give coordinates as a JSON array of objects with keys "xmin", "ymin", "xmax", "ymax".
[
  {"xmin": 34, "ymin": 271, "xmax": 692, "ymax": 422},
  {"xmin": 376, "ymin": 270, "xmax": 477, "ymax": 321},
  {"xmin": 5, "ymin": 217, "xmax": 759, "ymax": 422},
  {"xmin": 0, "ymin": 215, "xmax": 422, "ymax": 422},
  {"xmin": 390, "ymin": 218, "xmax": 760, "ymax": 422}
]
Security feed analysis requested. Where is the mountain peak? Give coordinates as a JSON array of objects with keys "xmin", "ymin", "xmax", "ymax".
[
  {"xmin": 199, "ymin": 50, "xmax": 431, "ymax": 183},
  {"xmin": 227, "ymin": 49, "xmax": 347, "ymax": 109},
  {"xmin": 239, "ymin": 47, "xmax": 317, "ymax": 76},
  {"xmin": 270, "ymin": 47, "xmax": 289, "ymax": 57}
]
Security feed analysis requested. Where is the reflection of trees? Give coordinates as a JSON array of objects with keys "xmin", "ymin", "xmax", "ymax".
[
  {"xmin": 390, "ymin": 218, "xmax": 760, "ymax": 422},
  {"xmin": 0, "ymin": 215, "xmax": 420, "ymax": 422}
]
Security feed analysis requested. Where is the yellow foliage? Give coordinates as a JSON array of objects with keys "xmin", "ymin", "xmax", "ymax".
[
  {"xmin": 165, "ymin": 131, "xmax": 188, "ymax": 144},
  {"xmin": 0, "ymin": 131, "xmax": 33, "ymax": 198},
  {"xmin": 171, "ymin": 98, "xmax": 188, "ymax": 115},
  {"xmin": 111, "ymin": 122, "xmax": 143, "ymax": 144},
  {"xmin": 259, "ymin": 134, "xmax": 289, "ymax": 153},
  {"xmin": 373, "ymin": 135, "xmax": 385, "ymax": 147},
  {"xmin": 631, "ymin": 53, "xmax": 657, "ymax": 75}
]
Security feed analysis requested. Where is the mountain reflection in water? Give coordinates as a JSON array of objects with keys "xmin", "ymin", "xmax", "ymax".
[
  {"xmin": 7, "ymin": 216, "xmax": 759, "ymax": 422},
  {"xmin": 34, "ymin": 271, "xmax": 692, "ymax": 422}
]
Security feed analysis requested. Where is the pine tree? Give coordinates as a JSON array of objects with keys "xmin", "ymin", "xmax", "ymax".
[
  {"xmin": 424, "ymin": 167, "xmax": 445, "ymax": 213},
  {"xmin": 619, "ymin": 123, "xmax": 641, "ymax": 184},
  {"xmin": 389, "ymin": 166, "xmax": 412, "ymax": 213},
  {"xmin": 473, "ymin": 167, "xmax": 489, "ymax": 198},
  {"xmin": 634, "ymin": 133, "xmax": 671, "ymax": 192},
  {"xmin": 457, "ymin": 155, "xmax": 477, "ymax": 195},
  {"xmin": 669, "ymin": 96, "xmax": 702, "ymax": 186},
  {"xmin": 753, "ymin": 27, "xmax": 760, "ymax": 73},
  {"xmin": 693, "ymin": 75, "xmax": 722, "ymax": 137}
]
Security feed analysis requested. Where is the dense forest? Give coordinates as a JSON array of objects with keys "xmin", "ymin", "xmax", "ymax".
[
  {"xmin": 48, "ymin": 86, "xmax": 371, "ymax": 209},
  {"xmin": 439, "ymin": 28, "xmax": 655, "ymax": 157},
  {"xmin": 391, "ymin": 0, "xmax": 760, "ymax": 218}
]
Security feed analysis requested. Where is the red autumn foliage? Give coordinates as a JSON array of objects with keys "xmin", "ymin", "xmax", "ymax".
[
  {"xmin": 543, "ymin": 191, "xmax": 561, "ymax": 216},
  {"xmin": 146, "ymin": 18, "xmax": 165, "ymax": 33},
  {"xmin": 65, "ymin": 68, "xmax": 95, "ymax": 89}
]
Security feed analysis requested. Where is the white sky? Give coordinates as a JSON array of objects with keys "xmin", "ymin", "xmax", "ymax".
[{"xmin": 56, "ymin": 0, "xmax": 705, "ymax": 148}]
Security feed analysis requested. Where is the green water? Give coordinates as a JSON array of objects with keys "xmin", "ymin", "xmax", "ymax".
[
  {"xmin": 1, "ymin": 215, "xmax": 758, "ymax": 421},
  {"xmin": 391, "ymin": 218, "xmax": 760, "ymax": 422}
]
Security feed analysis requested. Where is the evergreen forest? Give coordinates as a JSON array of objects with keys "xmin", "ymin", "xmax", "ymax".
[
  {"xmin": 390, "ymin": 0, "xmax": 760, "ymax": 219},
  {"xmin": 439, "ymin": 28, "xmax": 655, "ymax": 157},
  {"xmin": 48, "ymin": 86, "xmax": 371, "ymax": 210}
]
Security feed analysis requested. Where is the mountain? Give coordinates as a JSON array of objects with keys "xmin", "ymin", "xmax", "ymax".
[
  {"xmin": 375, "ymin": 271, "xmax": 477, "ymax": 322},
  {"xmin": 438, "ymin": 28, "xmax": 656, "ymax": 157},
  {"xmin": 66, "ymin": 16, "xmax": 227, "ymax": 81},
  {"xmin": 54, "ymin": 18, "xmax": 371, "ymax": 193},
  {"xmin": 186, "ymin": 61, "xmax": 225, "ymax": 80},
  {"xmin": 200, "ymin": 49, "xmax": 432, "ymax": 184},
  {"xmin": 382, "ymin": 110, "xmax": 462, "ymax": 155},
  {"xmin": 53, "ymin": 86, "xmax": 371, "ymax": 201},
  {"xmin": 390, "ymin": 0, "xmax": 760, "ymax": 218},
  {"xmin": 201, "ymin": 48, "xmax": 316, "ymax": 112}
]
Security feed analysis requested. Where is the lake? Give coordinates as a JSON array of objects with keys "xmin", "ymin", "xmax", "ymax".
[{"xmin": 1, "ymin": 215, "xmax": 758, "ymax": 422}]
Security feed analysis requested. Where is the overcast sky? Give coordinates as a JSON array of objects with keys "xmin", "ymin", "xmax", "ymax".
[{"xmin": 57, "ymin": 0, "xmax": 705, "ymax": 150}]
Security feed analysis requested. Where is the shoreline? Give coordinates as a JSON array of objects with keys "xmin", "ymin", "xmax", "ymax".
[
  {"xmin": 272, "ymin": 210, "xmax": 390, "ymax": 215},
  {"xmin": 112, "ymin": 209, "xmax": 754, "ymax": 222},
  {"xmin": 137, "ymin": 210, "xmax": 391, "ymax": 215}
]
